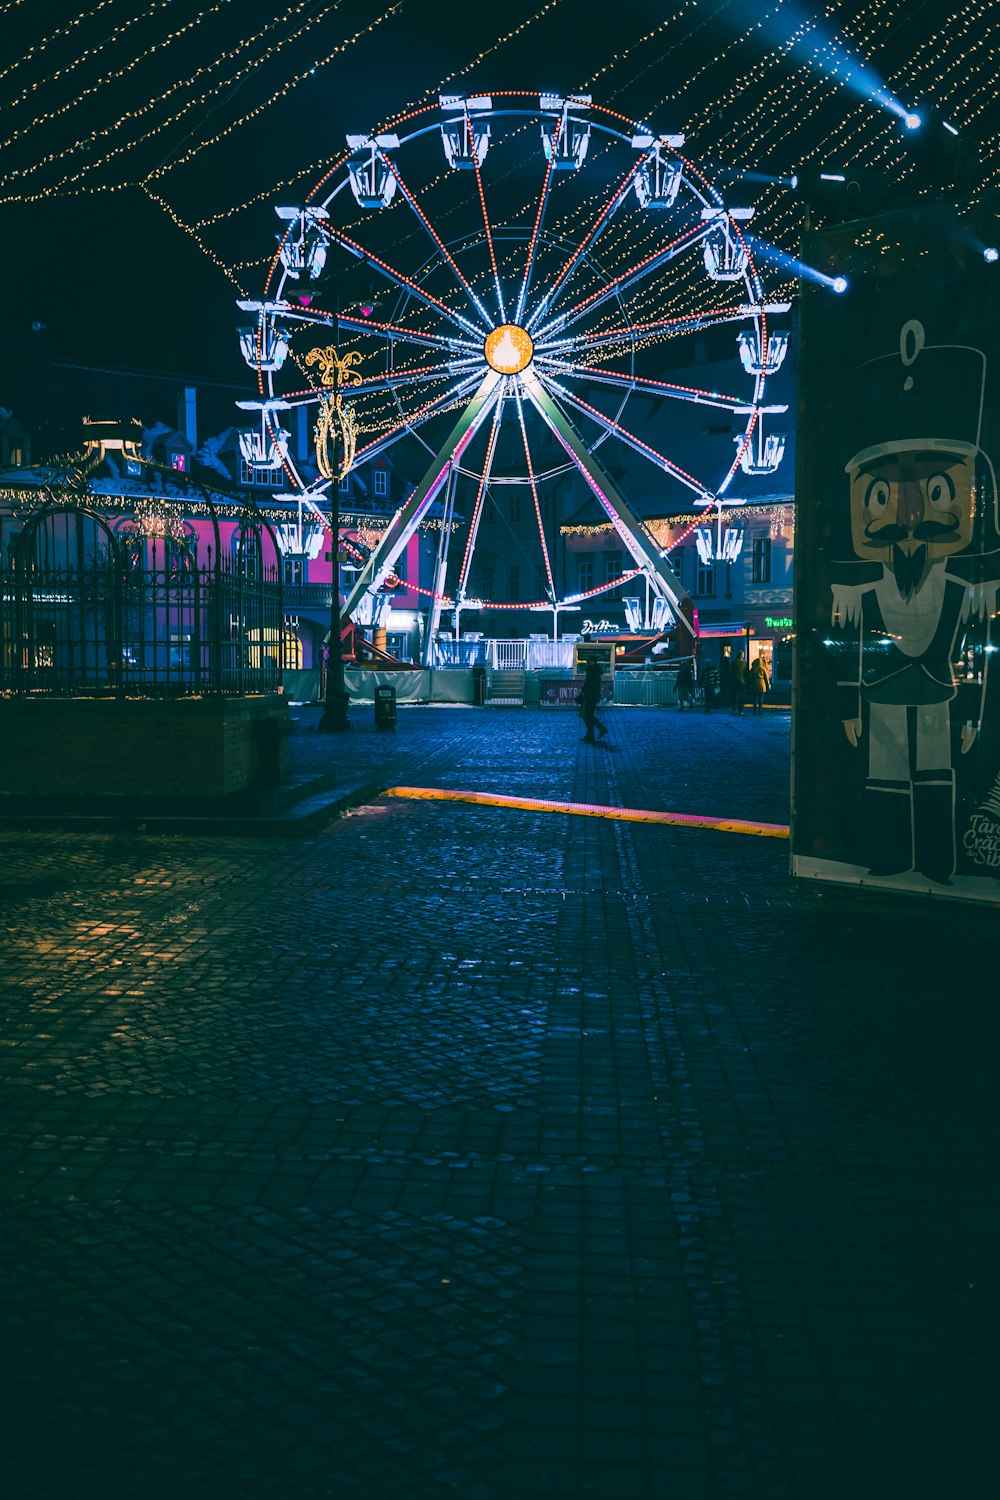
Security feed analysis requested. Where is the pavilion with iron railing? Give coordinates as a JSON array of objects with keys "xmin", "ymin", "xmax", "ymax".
[
  {"xmin": 0, "ymin": 456, "xmax": 294, "ymax": 805},
  {"xmin": 3, "ymin": 469, "xmax": 286, "ymax": 700}
]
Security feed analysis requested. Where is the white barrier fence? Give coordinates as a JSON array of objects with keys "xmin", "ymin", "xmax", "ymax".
[
  {"xmin": 432, "ymin": 638, "xmax": 575, "ymax": 671},
  {"xmin": 613, "ymin": 672, "xmax": 677, "ymax": 707}
]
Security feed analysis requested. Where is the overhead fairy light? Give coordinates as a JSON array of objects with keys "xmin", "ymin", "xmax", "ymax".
[
  {"xmin": 142, "ymin": 185, "xmax": 250, "ymax": 295},
  {"xmin": 0, "ymin": 0, "xmax": 117, "ymax": 89},
  {"xmin": 192, "ymin": 6, "xmax": 1000, "ymax": 269},
  {"xmin": 0, "ymin": 0, "xmax": 230, "ymax": 155},
  {"xmin": 145, "ymin": 2, "xmax": 404, "ymax": 186},
  {"xmin": 735, "ymin": 4, "xmax": 923, "ymax": 130},
  {"xmin": 0, "ymin": 0, "xmax": 991, "ymax": 342},
  {"xmin": 186, "ymin": 0, "xmax": 564, "ymax": 234},
  {"xmin": 2, "ymin": 0, "xmax": 351, "ymax": 195}
]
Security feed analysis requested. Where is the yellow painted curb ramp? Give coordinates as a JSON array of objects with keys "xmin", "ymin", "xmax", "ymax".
[{"xmin": 384, "ymin": 787, "xmax": 789, "ymax": 840}]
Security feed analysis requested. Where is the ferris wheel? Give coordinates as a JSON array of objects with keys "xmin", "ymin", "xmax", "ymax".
[{"xmin": 237, "ymin": 91, "xmax": 789, "ymax": 657}]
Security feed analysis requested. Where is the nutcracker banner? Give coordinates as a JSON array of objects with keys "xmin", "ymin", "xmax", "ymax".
[{"xmin": 791, "ymin": 192, "xmax": 1000, "ymax": 901}]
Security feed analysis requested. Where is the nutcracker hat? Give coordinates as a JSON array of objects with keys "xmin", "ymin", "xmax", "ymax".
[{"xmin": 844, "ymin": 325, "xmax": 986, "ymax": 474}]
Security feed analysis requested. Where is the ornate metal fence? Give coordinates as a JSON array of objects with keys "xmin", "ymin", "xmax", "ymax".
[{"xmin": 1, "ymin": 490, "xmax": 286, "ymax": 698}]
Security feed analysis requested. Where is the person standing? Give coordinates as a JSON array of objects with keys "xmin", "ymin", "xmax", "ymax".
[
  {"xmin": 675, "ymin": 659, "xmax": 694, "ymax": 711},
  {"xmin": 730, "ymin": 650, "xmax": 749, "ymax": 715},
  {"xmin": 579, "ymin": 657, "xmax": 609, "ymax": 743},
  {"xmin": 719, "ymin": 649, "xmax": 732, "ymax": 708},
  {"xmin": 749, "ymin": 655, "xmax": 770, "ymax": 714}
]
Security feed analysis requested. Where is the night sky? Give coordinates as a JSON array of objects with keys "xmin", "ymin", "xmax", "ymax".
[{"xmin": 0, "ymin": 0, "xmax": 994, "ymax": 428}]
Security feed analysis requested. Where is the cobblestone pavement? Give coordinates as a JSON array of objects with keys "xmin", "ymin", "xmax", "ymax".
[{"xmin": 1, "ymin": 703, "xmax": 998, "ymax": 1500}]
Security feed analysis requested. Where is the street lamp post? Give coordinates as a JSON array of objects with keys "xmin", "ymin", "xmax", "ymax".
[{"xmin": 319, "ymin": 279, "xmax": 350, "ymax": 732}]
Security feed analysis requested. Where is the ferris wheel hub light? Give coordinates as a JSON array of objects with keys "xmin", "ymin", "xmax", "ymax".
[{"xmin": 484, "ymin": 324, "xmax": 534, "ymax": 375}]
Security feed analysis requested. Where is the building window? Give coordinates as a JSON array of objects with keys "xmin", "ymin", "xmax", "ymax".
[
  {"xmin": 509, "ymin": 493, "xmax": 521, "ymax": 524},
  {"xmin": 752, "ymin": 536, "xmax": 771, "ymax": 584},
  {"xmin": 34, "ymin": 623, "xmax": 55, "ymax": 669},
  {"xmin": 506, "ymin": 565, "xmax": 520, "ymax": 601},
  {"xmin": 578, "ymin": 558, "xmax": 594, "ymax": 593},
  {"xmin": 484, "ymin": 495, "xmax": 494, "ymax": 524},
  {"xmin": 169, "ymin": 633, "xmax": 191, "ymax": 668},
  {"xmin": 696, "ymin": 559, "xmax": 715, "ymax": 596},
  {"xmin": 541, "ymin": 491, "xmax": 551, "ymax": 520},
  {"xmin": 283, "ymin": 557, "xmax": 305, "ymax": 586},
  {"xmin": 373, "ymin": 468, "xmax": 388, "ymax": 497},
  {"xmin": 282, "ymin": 629, "xmax": 303, "ymax": 670},
  {"xmin": 240, "ymin": 458, "xmax": 282, "ymax": 488},
  {"xmin": 536, "ymin": 564, "xmax": 549, "ymax": 599},
  {"xmin": 170, "ymin": 452, "xmax": 186, "ymax": 473},
  {"xmin": 479, "ymin": 563, "xmax": 494, "ymax": 599},
  {"xmin": 165, "ymin": 537, "xmax": 194, "ymax": 574}
]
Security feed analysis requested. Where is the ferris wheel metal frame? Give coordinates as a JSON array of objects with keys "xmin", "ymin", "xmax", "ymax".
[{"xmin": 237, "ymin": 90, "xmax": 790, "ymax": 660}]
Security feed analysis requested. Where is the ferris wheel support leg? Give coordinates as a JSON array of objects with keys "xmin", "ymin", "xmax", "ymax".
[
  {"xmin": 521, "ymin": 372, "xmax": 696, "ymax": 637},
  {"xmin": 423, "ymin": 469, "xmax": 459, "ymax": 666},
  {"xmin": 342, "ymin": 372, "xmax": 502, "ymax": 624}
]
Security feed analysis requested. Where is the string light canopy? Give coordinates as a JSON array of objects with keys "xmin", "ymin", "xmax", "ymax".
[
  {"xmin": 3, "ymin": 4, "xmax": 995, "ymax": 225},
  {"xmin": 3, "ymin": 1, "xmax": 995, "ymax": 466}
]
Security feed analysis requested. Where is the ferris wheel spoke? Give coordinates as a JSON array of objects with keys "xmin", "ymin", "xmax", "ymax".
[
  {"xmin": 467, "ymin": 113, "xmax": 506, "ymax": 326},
  {"xmin": 536, "ymin": 306, "xmax": 748, "ymax": 359},
  {"xmin": 534, "ymin": 361, "xmax": 750, "ymax": 413},
  {"xmin": 536, "ymin": 370, "xmax": 714, "ymax": 505},
  {"xmin": 266, "ymin": 305, "xmax": 477, "ymax": 354},
  {"xmin": 341, "ymin": 382, "xmax": 478, "ymax": 476},
  {"xmin": 514, "ymin": 128, "xmax": 560, "ymax": 326},
  {"xmin": 526, "ymin": 149, "xmax": 653, "ymax": 333},
  {"xmin": 375, "ymin": 146, "xmax": 495, "ymax": 331},
  {"xmin": 456, "ymin": 396, "xmax": 503, "ymax": 600},
  {"xmin": 521, "ymin": 370, "xmax": 694, "ymax": 622},
  {"xmin": 319, "ymin": 223, "xmax": 484, "ymax": 341},
  {"xmin": 343, "ymin": 372, "xmax": 503, "ymax": 619},
  {"xmin": 335, "ymin": 313, "xmax": 479, "ymax": 353},
  {"xmin": 348, "ymin": 372, "xmax": 487, "ymax": 469},
  {"xmin": 287, "ymin": 363, "xmax": 476, "ymax": 403},
  {"xmin": 512, "ymin": 384, "xmax": 555, "ymax": 598},
  {"xmin": 533, "ymin": 219, "xmax": 715, "ymax": 343}
]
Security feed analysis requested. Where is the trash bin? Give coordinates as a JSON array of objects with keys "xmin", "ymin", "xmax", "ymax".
[
  {"xmin": 374, "ymin": 683, "xmax": 397, "ymax": 731},
  {"xmin": 472, "ymin": 664, "xmax": 487, "ymax": 706}
]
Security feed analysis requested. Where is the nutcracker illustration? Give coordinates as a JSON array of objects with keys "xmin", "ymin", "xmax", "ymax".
[{"xmin": 829, "ymin": 319, "xmax": 1000, "ymax": 883}]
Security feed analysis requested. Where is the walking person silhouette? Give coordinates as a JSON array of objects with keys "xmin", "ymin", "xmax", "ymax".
[{"xmin": 579, "ymin": 657, "xmax": 609, "ymax": 743}]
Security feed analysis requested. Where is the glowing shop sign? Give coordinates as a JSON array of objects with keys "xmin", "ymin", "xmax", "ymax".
[{"xmin": 765, "ymin": 616, "xmax": 793, "ymax": 629}]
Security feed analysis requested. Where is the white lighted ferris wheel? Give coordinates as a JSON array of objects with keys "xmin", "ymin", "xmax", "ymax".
[{"xmin": 237, "ymin": 91, "xmax": 789, "ymax": 655}]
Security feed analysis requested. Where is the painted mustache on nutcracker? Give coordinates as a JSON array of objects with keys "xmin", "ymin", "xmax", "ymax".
[{"xmin": 862, "ymin": 515, "xmax": 961, "ymax": 547}]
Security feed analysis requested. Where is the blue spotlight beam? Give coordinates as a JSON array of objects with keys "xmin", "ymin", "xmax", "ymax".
[
  {"xmin": 746, "ymin": 231, "xmax": 846, "ymax": 293},
  {"xmin": 744, "ymin": 3, "xmax": 916, "ymax": 126}
]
